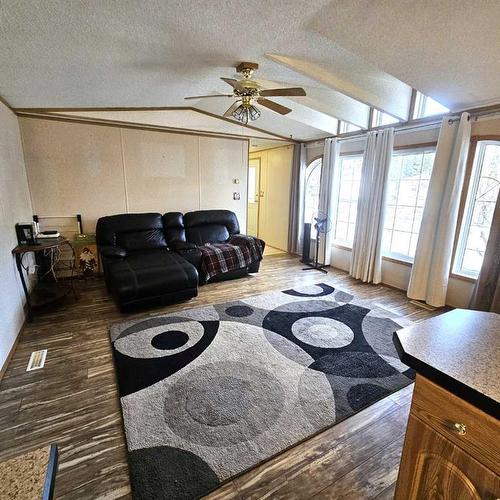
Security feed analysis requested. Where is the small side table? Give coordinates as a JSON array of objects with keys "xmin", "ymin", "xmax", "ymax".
[{"xmin": 12, "ymin": 237, "xmax": 78, "ymax": 322}]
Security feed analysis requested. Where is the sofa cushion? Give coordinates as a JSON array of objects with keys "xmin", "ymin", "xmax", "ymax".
[
  {"xmin": 183, "ymin": 210, "xmax": 239, "ymax": 245},
  {"xmin": 106, "ymin": 250, "xmax": 198, "ymax": 304},
  {"xmin": 117, "ymin": 229, "xmax": 167, "ymax": 252},
  {"xmin": 186, "ymin": 225, "xmax": 230, "ymax": 246},
  {"xmin": 96, "ymin": 213, "xmax": 166, "ymax": 248}
]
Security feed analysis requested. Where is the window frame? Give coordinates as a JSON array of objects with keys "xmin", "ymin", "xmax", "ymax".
[
  {"xmin": 382, "ymin": 145, "xmax": 437, "ymax": 262},
  {"xmin": 452, "ymin": 138, "xmax": 500, "ymax": 279}
]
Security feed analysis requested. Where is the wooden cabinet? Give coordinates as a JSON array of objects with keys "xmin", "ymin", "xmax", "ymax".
[{"xmin": 395, "ymin": 376, "xmax": 500, "ymax": 499}]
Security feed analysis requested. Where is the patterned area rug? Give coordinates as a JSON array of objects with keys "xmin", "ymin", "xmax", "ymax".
[{"xmin": 110, "ymin": 283, "xmax": 414, "ymax": 499}]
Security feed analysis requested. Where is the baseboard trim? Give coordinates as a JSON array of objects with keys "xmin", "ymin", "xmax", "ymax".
[{"xmin": 0, "ymin": 320, "xmax": 25, "ymax": 382}]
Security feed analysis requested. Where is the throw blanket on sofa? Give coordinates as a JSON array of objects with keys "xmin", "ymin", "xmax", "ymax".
[
  {"xmin": 199, "ymin": 235, "xmax": 264, "ymax": 281},
  {"xmin": 229, "ymin": 234, "xmax": 264, "ymax": 261}
]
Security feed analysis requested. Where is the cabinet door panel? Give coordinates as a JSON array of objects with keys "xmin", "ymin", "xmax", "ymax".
[{"xmin": 396, "ymin": 415, "xmax": 500, "ymax": 500}]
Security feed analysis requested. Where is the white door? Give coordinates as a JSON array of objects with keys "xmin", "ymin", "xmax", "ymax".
[
  {"xmin": 257, "ymin": 146, "xmax": 293, "ymax": 251},
  {"xmin": 247, "ymin": 158, "xmax": 260, "ymax": 237}
]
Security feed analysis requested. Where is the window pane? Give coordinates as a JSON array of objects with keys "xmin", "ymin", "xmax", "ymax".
[
  {"xmin": 386, "ymin": 179, "xmax": 399, "ymax": 204},
  {"xmin": 417, "ymin": 180, "xmax": 429, "ymax": 207},
  {"xmin": 413, "ymin": 91, "xmax": 449, "ymax": 119},
  {"xmin": 391, "ymin": 231, "xmax": 411, "ymax": 256},
  {"xmin": 340, "ymin": 121, "xmax": 362, "ymax": 133},
  {"xmin": 383, "ymin": 148, "xmax": 436, "ymax": 260},
  {"xmin": 384, "ymin": 205, "xmax": 396, "ymax": 229},
  {"xmin": 337, "ymin": 202, "xmax": 350, "ymax": 222},
  {"xmin": 454, "ymin": 142, "xmax": 500, "ymax": 276},
  {"xmin": 397, "ymin": 180, "xmax": 419, "ymax": 206},
  {"xmin": 304, "ymin": 159, "xmax": 322, "ymax": 226},
  {"xmin": 347, "ymin": 223, "xmax": 356, "ymax": 242},
  {"xmin": 401, "ymin": 154, "xmax": 423, "ymax": 178},
  {"xmin": 335, "ymin": 221, "xmax": 348, "ymax": 242},
  {"xmin": 333, "ymin": 155, "xmax": 363, "ymax": 246},
  {"xmin": 393, "ymin": 206, "xmax": 415, "ymax": 231},
  {"xmin": 372, "ymin": 109, "xmax": 399, "ymax": 127},
  {"xmin": 421, "ymin": 153, "xmax": 434, "ymax": 179}
]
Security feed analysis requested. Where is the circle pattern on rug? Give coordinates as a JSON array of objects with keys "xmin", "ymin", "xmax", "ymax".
[
  {"xmin": 114, "ymin": 321, "xmax": 205, "ymax": 358},
  {"xmin": 151, "ymin": 330, "xmax": 190, "ymax": 350},
  {"xmin": 291, "ymin": 317, "xmax": 354, "ymax": 348},
  {"xmin": 164, "ymin": 361, "xmax": 285, "ymax": 446},
  {"xmin": 225, "ymin": 305, "xmax": 254, "ymax": 317}
]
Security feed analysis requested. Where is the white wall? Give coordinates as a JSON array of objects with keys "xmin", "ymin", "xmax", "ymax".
[
  {"xmin": 0, "ymin": 102, "xmax": 33, "ymax": 372},
  {"xmin": 19, "ymin": 117, "xmax": 248, "ymax": 233},
  {"xmin": 304, "ymin": 124, "xmax": 478, "ymax": 308}
]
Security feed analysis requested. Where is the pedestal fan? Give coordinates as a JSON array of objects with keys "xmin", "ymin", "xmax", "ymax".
[{"xmin": 302, "ymin": 213, "xmax": 331, "ymax": 274}]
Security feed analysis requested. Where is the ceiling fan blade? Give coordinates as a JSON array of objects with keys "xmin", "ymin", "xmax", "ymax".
[
  {"xmin": 184, "ymin": 94, "xmax": 233, "ymax": 100},
  {"xmin": 223, "ymin": 101, "xmax": 241, "ymax": 117},
  {"xmin": 221, "ymin": 77, "xmax": 245, "ymax": 91},
  {"xmin": 257, "ymin": 98, "xmax": 292, "ymax": 115},
  {"xmin": 259, "ymin": 87, "xmax": 306, "ymax": 97}
]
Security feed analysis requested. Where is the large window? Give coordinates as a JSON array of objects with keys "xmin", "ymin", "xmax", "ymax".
[
  {"xmin": 413, "ymin": 91, "xmax": 449, "ymax": 119},
  {"xmin": 304, "ymin": 158, "xmax": 322, "ymax": 228},
  {"xmin": 333, "ymin": 155, "xmax": 363, "ymax": 246},
  {"xmin": 382, "ymin": 148, "xmax": 436, "ymax": 260},
  {"xmin": 453, "ymin": 141, "xmax": 500, "ymax": 277}
]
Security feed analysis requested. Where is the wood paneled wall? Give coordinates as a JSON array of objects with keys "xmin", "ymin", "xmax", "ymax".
[{"xmin": 19, "ymin": 117, "xmax": 248, "ymax": 233}]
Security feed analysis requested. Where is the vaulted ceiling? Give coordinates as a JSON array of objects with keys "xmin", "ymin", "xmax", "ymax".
[{"xmin": 1, "ymin": 0, "xmax": 499, "ymax": 141}]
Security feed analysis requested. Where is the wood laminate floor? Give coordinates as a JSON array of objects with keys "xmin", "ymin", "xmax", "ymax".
[{"xmin": 0, "ymin": 254, "xmax": 444, "ymax": 499}]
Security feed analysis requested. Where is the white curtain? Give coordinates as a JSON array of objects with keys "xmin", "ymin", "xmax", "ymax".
[
  {"xmin": 287, "ymin": 143, "xmax": 307, "ymax": 254},
  {"xmin": 350, "ymin": 128, "xmax": 394, "ymax": 283},
  {"xmin": 317, "ymin": 138, "xmax": 340, "ymax": 265},
  {"xmin": 407, "ymin": 112, "xmax": 471, "ymax": 306}
]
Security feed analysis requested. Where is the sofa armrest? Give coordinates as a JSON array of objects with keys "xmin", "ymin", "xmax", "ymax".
[
  {"xmin": 169, "ymin": 240, "xmax": 198, "ymax": 251},
  {"xmin": 100, "ymin": 245, "xmax": 127, "ymax": 258}
]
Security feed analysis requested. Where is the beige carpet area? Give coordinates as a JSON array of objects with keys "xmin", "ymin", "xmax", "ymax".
[{"xmin": 0, "ymin": 446, "xmax": 50, "ymax": 500}]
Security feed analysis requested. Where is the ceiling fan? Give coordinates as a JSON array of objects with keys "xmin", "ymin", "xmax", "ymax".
[{"xmin": 184, "ymin": 62, "xmax": 306, "ymax": 125}]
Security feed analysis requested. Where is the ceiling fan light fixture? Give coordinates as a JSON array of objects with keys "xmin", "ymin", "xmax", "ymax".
[
  {"xmin": 232, "ymin": 104, "xmax": 247, "ymax": 124},
  {"xmin": 232, "ymin": 103, "xmax": 261, "ymax": 125},
  {"xmin": 248, "ymin": 104, "xmax": 261, "ymax": 121}
]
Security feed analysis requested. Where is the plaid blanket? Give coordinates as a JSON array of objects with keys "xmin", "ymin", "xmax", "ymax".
[
  {"xmin": 229, "ymin": 234, "xmax": 264, "ymax": 261},
  {"xmin": 199, "ymin": 235, "xmax": 264, "ymax": 281}
]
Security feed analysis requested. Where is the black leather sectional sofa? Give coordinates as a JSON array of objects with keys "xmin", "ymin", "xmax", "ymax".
[{"xmin": 96, "ymin": 210, "xmax": 263, "ymax": 311}]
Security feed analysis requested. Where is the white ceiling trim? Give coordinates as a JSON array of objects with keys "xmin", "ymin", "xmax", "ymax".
[{"xmin": 36, "ymin": 109, "xmax": 289, "ymax": 141}]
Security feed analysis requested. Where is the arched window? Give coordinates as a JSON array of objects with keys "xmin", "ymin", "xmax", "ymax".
[{"xmin": 304, "ymin": 158, "xmax": 322, "ymax": 230}]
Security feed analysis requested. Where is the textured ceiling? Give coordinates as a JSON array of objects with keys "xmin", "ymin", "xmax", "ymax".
[
  {"xmin": 1, "ymin": 0, "xmax": 498, "ymax": 140},
  {"xmin": 309, "ymin": 0, "xmax": 500, "ymax": 110}
]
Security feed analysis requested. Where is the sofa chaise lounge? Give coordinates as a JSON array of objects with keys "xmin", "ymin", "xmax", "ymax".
[{"xmin": 96, "ymin": 210, "xmax": 264, "ymax": 311}]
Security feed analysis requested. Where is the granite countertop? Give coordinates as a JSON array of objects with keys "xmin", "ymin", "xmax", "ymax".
[{"xmin": 393, "ymin": 308, "xmax": 499, "ymax": 417}]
